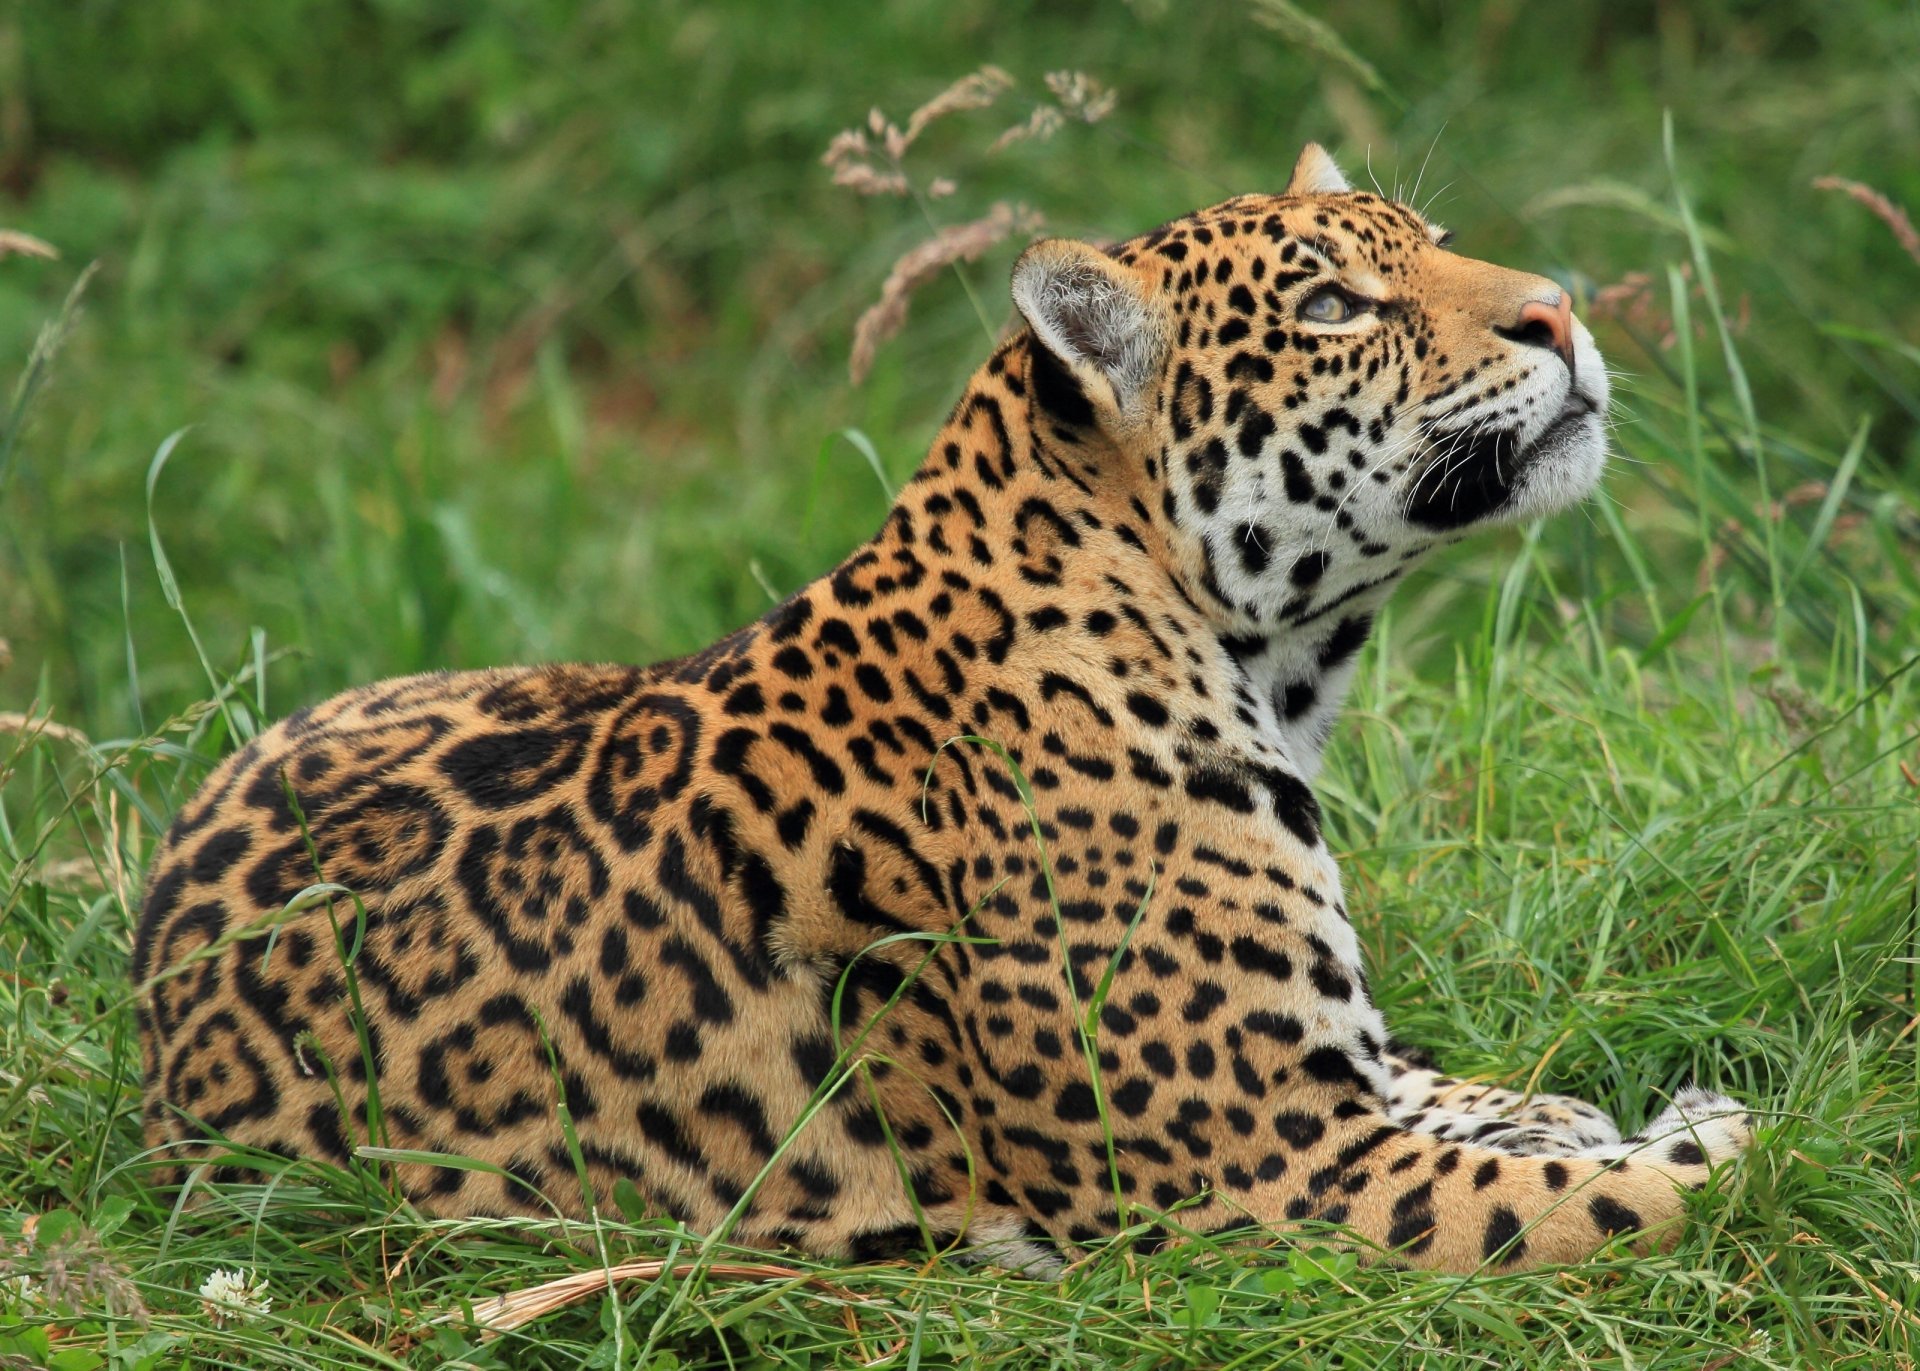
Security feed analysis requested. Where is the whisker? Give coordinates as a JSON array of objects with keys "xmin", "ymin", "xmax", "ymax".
[{"xmin": 1409, "ymin": 124, "xmax": 1448, "ymax": 212}]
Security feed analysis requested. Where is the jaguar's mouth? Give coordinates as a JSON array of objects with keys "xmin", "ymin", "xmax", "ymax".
[
  {"xmin": 1405, "ymin": 394, "xmax": 1602, "ymax": 531},
  {"xmin": 1524, "ymin": 392, "xmax": 1599, "ymax": 461}
]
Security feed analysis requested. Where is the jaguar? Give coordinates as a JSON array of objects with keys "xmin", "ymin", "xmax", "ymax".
[{"xmin": 135, "ymin": 144, "xmax": 1751, "ymax": 1273}]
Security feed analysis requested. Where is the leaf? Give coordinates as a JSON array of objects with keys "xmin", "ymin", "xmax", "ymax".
[
  {"xmin": 837, "ymin": 427, "xmax": 894, "ymax": 500},
  {"xmin": 1637, "ymin": 591, "xmax": 1711, "ymax": 665},
  {"xmin": 1819, "ymin": 319, "xmax": 1920, "ymax": 369},
  {"xmin": 1524, "ymin": 180, "xmax": 1739, "ymax": 251},
  {"xmin": 1247, "ymin": 0, "xmax": 1384, "ymax": 92},
  {"xmin": 1288, "ymin": 1245, "xmax": 1351, "ymax": 1284},
  {"xmin": 0, "ymin": 1325, "xmax": 52, "ymax": 1359},
  {"xmin": 142, "ymin": 429, "xmax": 193, "ymax": 615},
  {"xmin": 1784, "ymin": 413, "xmax": 1870, "ymax": 594},
  {"xmin": 613, "ymin": 1177, "xmax": 649, "ymax": 1223},
  {"xmin": 1185, "ymin": 1281, "xmax": 1222, "ymax": 1330},
  {"xmin": 32, "ymin": 1208, "xmax": 79, "ymax": 1248},
  {"xmin": 90, "ymin": 1195, "xmax": 136, "ymax": 1241},
  {"xmin": 354, "ymin": 1146, "xmax": 510, "ymax": 1174},
  {"xmin": 1445, "ymin": 1298, "xmax": 1530, "ymax": 1343}
]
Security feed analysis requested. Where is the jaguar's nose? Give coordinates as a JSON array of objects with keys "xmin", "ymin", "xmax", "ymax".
[{"xmin": 1503, "ymin": 292, "xmax": 1575, "ymax": 375}]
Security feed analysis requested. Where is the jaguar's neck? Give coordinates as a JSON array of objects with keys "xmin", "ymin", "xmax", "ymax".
[
  {"xmin": 1206, "ymin": 578, "xmax": 1401, "ymax": 780},
  {"xmin": 876, "ymin": 336, "xmax": 1408, "ymax": 781}
]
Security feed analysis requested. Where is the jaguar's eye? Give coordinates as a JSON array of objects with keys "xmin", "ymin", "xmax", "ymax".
[{"xmin": 1300, "ymin": 287, "xmax": 1356, "ymax": 324}]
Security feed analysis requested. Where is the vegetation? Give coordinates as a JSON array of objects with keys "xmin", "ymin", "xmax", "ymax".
[{"xmin": 1, "ymin": 2, "xmax": 1916, "ymax": 1366}]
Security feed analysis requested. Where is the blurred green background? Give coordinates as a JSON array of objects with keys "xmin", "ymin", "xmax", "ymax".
[{"xmin": 2, "ymin": 0, "xmax": 1917, "ymax": 733}]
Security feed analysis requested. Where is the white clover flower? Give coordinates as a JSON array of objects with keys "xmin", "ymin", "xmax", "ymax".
[
  {"xmin": 198, "ymin": 1267, "xmax": 271, "ymax": 1327},
  {"xmin": 1, "ymin": 1273, "xmax": 37, "ymax": 1308}
]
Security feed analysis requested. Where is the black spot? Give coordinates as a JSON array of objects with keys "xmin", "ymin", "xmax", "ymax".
[
  {"xmin": 1300, "ymin": 1046, "xmax": 1366, "ymax": 1087},
  {"xmin": 1236, "ymin": 406, "xmax": 1276, "ymax": 458},
  {"xmin": 1307, "ymin": 960, "xmax": 1352, "ymax": 1001},
  {"xmin": 1244, "ymin": 1011, "xmax": 1305, "ymax": 1044},
  {"xmin": 1234, "ymin": 524, "xmax": 1273, "ymax": 576},
  {"xmin": 771, "ymin": 645, "xmax": 814, "ymax": 679},
  {"xmin": 1317, "ymin": 615, "xmax": 1373, "ymax": 670},
  {"xmin": 1280, "ymin": 682, "xmax": 1317, "ymax": 719},
  {"xmin": 1289, "ymin": 551, "xmax": 1329, "ymax": 587},
  {"xmin": 1127, "ymin": 693, "xmax": 1170, "ymax": 727},
  {"xmin": 1055, "ymin": 1081, "xmax": 1101, "ymax": 1123},
  {"xmin": 1184, "ymin": 768, "xmax": 1255, "ymax": 813},
  {"xmin": 1029, "ymin": 339, "xmax": 1096, "ymax": 428},
  {"xmin": 1385, "ymin": 1204, "xmax": 1436, "ymax": 1254},
  {"xmin": 848, "ymin": 1224, "xmax": 937, "ymax": 1262},
  {"xmin": 1272, "ymin": 1110, "xmax": 1326, "ymax": 1149},
  {"xmin": 843, "ymin": 1105, "xmax": 890, "ymax": 1147},
  {"xmin": 660, "ymin": 937, "xmax": 733, "ymax": 1024},
  {"xmin": 187, "ymin": 827, "xmax": 252, "ymax": 884},
  {"xmin": 1281, "ymin": 450, "xmax": 1315, "ymax": 503},
  {"xmin": 440, "ymin": 725, "xmax": 589, "ymax": 808},
  {"xmin": 1111, "ymin": 1078, "xmax": 1155, "ymax": 1118},
  {"xmin": 767, "ymin": 595, "xmax": 815, "ymax": 642},
  {"xmin": 1187, "ymin": 437, "xmax": 1228, "ymax": 515},
  {"xmin": 1182, "ymin": 982, "xmax": 1227, "ymax": 1023},
  {"xmin": 1229, "ymin": 936, "xmax": 1292, "ymax": 982},
  {"xmin": 635, "ymin": 1103, "xmax": 706, "ymax": 1169},
  {"xmin": 698, "ymin": 1082, "xmax": 779, "ymax": 1157},
  {"xmin": 1588, "ymin": 1194, "xmax": 1643, "ymax": 1238},
  {"xmin": 1482, "ymin": 1205, "xmax": 1527, "ymax": 1263}
]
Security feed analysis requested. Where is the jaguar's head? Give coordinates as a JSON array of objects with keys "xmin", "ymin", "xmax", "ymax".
[{"xmin": 1010, "ymin": 143, "xmax": 1608, "ymax": 631}]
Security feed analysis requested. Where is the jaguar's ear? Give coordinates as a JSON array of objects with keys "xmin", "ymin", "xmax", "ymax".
[
  {"xmin": 1287, "ymin": 142, "xmax": 1351, "ymax": 195},
  {"xmin": 1010, "ymin": 238, "xmax": 1168, "ymax": 418}
]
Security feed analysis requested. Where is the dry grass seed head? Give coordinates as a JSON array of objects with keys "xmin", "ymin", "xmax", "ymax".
[
  {"xmin": 1812, "ymin": 176, "xmax": 1920, "ymax": 266},
  {"xmin": 821, "ymin": 65, "xmax": 1015, "ymax": 196},
  {"xmin": 1042, "ymin": 70, "xmax": 1117, "ymax": 123},
  {"xmin": 989, "ymin": 71, "xmax": 1114, "ymax": 153},
  {"xmin": 848, "ymin": 202, "xmax": 1043, "ymax": 384},
  {"xmin": 988, "ymin": 105, "xmax": 1064, "ymax": 155},
  {"xmin": 902, "ymin": 65, "xmax": 1014, "ymax": 147},
  {"xmin": 0, "ymin": 1222, "xmax": 147, "ymax": 1324}
]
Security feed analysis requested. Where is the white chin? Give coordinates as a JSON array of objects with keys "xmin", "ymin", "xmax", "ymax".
[{"xmin": 1506, "ymin": 412, "xmax": 1606, "ymax": 521}]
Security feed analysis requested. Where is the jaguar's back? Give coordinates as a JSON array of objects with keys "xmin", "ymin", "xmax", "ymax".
[{"xmin": 137, "ymin": 145, "xmax": 1750, "ymax": 1272}]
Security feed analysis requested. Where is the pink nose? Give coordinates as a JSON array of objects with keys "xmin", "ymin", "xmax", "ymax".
[{"xmin": 1514, "ymin": 293, "xmax": 1575, "ymax": 372}]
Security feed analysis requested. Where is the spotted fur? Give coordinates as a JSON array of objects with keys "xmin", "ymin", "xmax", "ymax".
[{"xmin": 135, "ymin": 146, "xmax": 1751, "ymax": 1272}]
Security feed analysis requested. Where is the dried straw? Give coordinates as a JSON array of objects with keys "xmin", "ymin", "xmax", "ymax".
[
  {"xmin": 432, "ymin": 1258, "xmax": 886, "ymax": 1338},
  {"xmin": 0, "ymin": 229, "xmax": 57, "ymax": 261}
]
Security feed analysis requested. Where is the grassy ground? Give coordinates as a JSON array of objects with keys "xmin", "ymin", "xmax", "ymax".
[{"xmin": 2, "ymin": 2, "xmax": 1918, "ymax": 1366}]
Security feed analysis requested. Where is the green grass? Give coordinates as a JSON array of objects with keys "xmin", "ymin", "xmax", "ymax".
[{"xmin": 3, "ymin": 2, "xmax": 1919, "ymax": 1366}]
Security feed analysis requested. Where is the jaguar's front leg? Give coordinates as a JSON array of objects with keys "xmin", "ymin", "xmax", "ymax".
[{"xmin": 1381, "ymin": 1045, "xmax": 1621, "ymax": 1156}]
